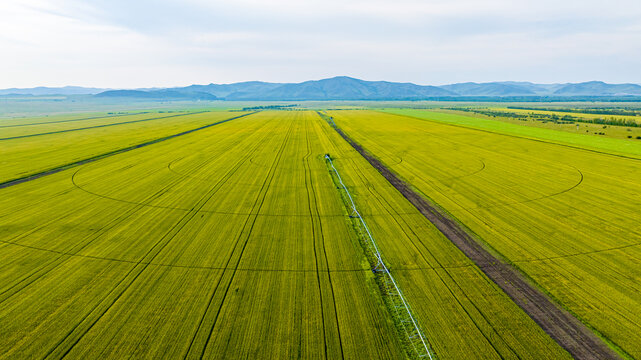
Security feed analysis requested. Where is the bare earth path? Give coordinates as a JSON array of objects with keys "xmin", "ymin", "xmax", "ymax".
[
  {"xmin": 324, "ymin": 113, "xmax": 621, "ymax": 360},
  {"xmin": 0, "ymin": 112, "xmax": 255, "ymax": 190}
]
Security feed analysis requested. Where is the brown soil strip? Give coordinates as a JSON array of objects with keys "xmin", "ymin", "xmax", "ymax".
[
  {"xmin": 0, "ymin": 112, "xmax": 256, "ymax": 190},
  {"xmin": 325, "ymin": 115, "xmax": 621, "ymax": 360}
]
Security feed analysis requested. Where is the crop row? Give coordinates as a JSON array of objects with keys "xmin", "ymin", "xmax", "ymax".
[
  {"xmin": 0, "ymin": 110, "xmax": 571, "ymax": 359},
  {"xmin": 332, "ymin": 109, "xmax": 641, "ymax": 358}
]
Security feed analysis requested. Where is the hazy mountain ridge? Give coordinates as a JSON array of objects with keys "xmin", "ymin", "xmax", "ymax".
[
  {"xmin": 0, "ymin": 86, "xmax": 107, "ymax": 96},
  {"xmin": 224, "ymin": 76, "xmax": 455, "ymax": 100},
  {"xmin": 3, "ymin": 77, "xmax": 641, "ymax": 100},
  {"xmin": 95, "ymin": 89, "xmax": 217, "ymax": 100},
  {"xmin": 552, "ymin": 81, "xmax": 641, "ymax": 96},
  {"xmin": 440, "ymin": 82, "xmax": 537, "ymax": 96}
]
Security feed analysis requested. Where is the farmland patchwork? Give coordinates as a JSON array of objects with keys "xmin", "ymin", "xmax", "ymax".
[{"xmin": 1, "ymin": 108, "xmax": 637, "ymax": 358}]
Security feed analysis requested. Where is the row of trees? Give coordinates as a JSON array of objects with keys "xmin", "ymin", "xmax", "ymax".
[
  {"xmin": 507, "ymin": 106, "xmax": 641, "ymax": 117},
  {"xmin": 449, "ymin": 108, "xmax": 640, "ymax": 127}
]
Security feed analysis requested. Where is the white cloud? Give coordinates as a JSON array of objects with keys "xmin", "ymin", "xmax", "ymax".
[{"xmin": 0, "ymin": 0, "xmax": 640, "ymax": 87}]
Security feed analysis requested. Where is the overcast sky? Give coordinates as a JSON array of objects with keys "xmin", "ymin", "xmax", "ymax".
[{"xmin": 1, "ymin": 0, "xmax": 640, "ymax": 88}]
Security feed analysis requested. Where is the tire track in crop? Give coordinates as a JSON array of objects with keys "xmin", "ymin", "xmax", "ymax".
[
  {"xmin": 380, "ymin": 141, "xmax": 582, "ymax": 210},
  {"xmin": 513, "ymin": 240, "xmax": 641, "ymax": 264},
  {"xmin": 0, "ymin": 111, "xmax": 205, "ymax": 140},
  {"xmin": 0, "ymin": 176, "xmax": 193, "ymax": 304},
  {"xmin": 165, "ymin": 118, "xmax": 277, "ymax": 181},
  {"xmin": 373, "ymin": 149, "xmax": 485, "ymax": 183},
  {"xmin": 398, "ymin": 160, "xmax": 633, "ymax": 268},
  {"xmin": 302, "ymin": 120, "xmax": 329, "ymax": 358},
  {"xmin": 0, "ymin": 143, "xmax": 224, "ymax": 301},
  {"xmin": 73, "ymin": 175, "xmax": 421, "ymax": 218},
  {"xmin": 0, "ymin": 235, "xmax": 486, "ymax": 272},
  {"xmin": 248, "ymin": 153, "xmax": 404, "ymax": 169},
  {"xmin": 357, "ymin": 178, "xmax": 516, "ymax": 358},
  {"xmin": 403, "ymin": 161, "xmax": 583, "ymax": 211},
  {"xmin": 196, "ymin": 119, "xmax": 295, "ymax": 358},
  {"xmin": 44, "ymin": 115, "xmax": 273, "ymax": 359},
  {"xmin": 382, "ymin": 155, "xmax": 582, "ymax": 212},
  {"xmin": 0, "ymin": 187, "xmax": 77, "ymax": 221},
  {"xmin": 167, "ymin": 163, "xmax": 337, "ymax": 188},
  {"xmin": 0, "ymin": 235, "xmax": 494, "ymax": 272},
  {"xmin": 382, "ymin": 110, "xmax": 641, "ymax": 162},
  {"xmin": 469, "ymin": 165, "xmax": 583, "ymax": 210},
  {"xmin": 0, "ymin": 113, "xmax": 270, "ymax": 303},
  {"xmin": 0, "ymin": 112, "xmax": 256, "ymax": 189},
  {"xmin": 339, "ymin": 112, "xmax": 582, "ymax": 210},
  {"xmin": 0, "ymin": 112, "xmax": 149, "ymax": 128},
  {"xmin": 182, "ymin": 117, "xmax": 295, "ymax": 359},
  {"xmin": 304, "ymin": 117, "xmax": 344, "ymax": 359},
  {"xmin": 310, "ymin": 116, "xmax": 347, "ymax": 360},
  {"xmin": 322, "ymin": 117, "xmax": 510, "ymax": 358},
  {"xmin": 441, "ymin": 159, "xmax": 486, "ymax": 181},
  {"xmin": 0, "ymin": 112, "xmax": 260, "ymax": 304},
  {"xmin": 326, "ymin": 113, "xmax": 622, "ymax": 360}
]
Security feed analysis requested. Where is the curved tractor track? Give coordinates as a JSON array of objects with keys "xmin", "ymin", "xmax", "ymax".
[
  {"xmin": 321, "ymin": 112, "xmax": 621, "ymax": 360},
  {"xmin": 0, "ymin": 112, "xmax": 257, "ymax": 190}
]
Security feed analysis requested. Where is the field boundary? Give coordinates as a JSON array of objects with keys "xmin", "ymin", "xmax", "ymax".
[
  {"xmin": 382, "ymin": 110, "xmax": 641, "ymax": 161},
  {"xmin": 325, "ymin": 154, "xmax": 435, "ymax": 360},
  {"xmin": 320, "ymin": 111, "xmax": 622, "ymax": 360},
  {"xmin": 0, "ymin": 112, "xmax": 257, "ymax": 190},
  {"xmin": 0, "ymin": 111, "xmax": 150, "ymax": 128},
  {"xmin": 0, "ymin": 111, "xmax": 209, "ymax": 141}
]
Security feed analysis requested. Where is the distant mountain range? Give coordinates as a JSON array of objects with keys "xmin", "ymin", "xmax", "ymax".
[
  {"xmin": 0, "ymin": 86, "xmax": 107, "ymax": 96},
  {"xmin": 2, "ymin": 77, "xmax": 641, "ymax": 100},
  {"xmin": 94, "ymin": 89, "xmax": 218, "ymax": 100}
]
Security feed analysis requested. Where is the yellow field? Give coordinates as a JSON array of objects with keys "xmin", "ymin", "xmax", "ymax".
[
  {"xmin": 332, "ymin": 109, "xmax": 641, "ymax": 358},
  {"xmin": 497, "ymin": 107, "xmax": 641, "ymax": 124},
  {"xmin": 0, "ymin": 110, "xmax": 237, "ymax": 183},
  {"xmin": 0, "ymin": 110, "xmax": 570, "ymax": 359}
]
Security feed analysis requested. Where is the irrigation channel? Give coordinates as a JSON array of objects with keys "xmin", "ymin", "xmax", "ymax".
[{"xmin": 325, "ymin": 154, "xmax": 436, "ymax": 360}]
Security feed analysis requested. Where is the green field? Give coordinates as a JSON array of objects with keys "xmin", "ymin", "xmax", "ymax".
[
  {"xmin": 437, "ymin": 107, "xmax": 641, "ymax": 141},
  {"xmin": 332, "ymin": 109, "xmax": 641, "ymax": 358},
  {"xmin": 0, "ymin": 109, "xmax": 575, "ymax": 359},
  {"xmin": 1, "ymin": 106, "xmax": 639, "ymax": 359}
]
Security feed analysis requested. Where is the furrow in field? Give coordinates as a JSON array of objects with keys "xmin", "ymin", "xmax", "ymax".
[
  {"xmin": 318, "ymin": 113, "xmax": 505, "ymax": 358},
  {"xmin": 384, "ymin": 110, "xmax": 641, "ymax": 161},
  {"xmin": 369, "ymin": 126, "xmax": 638, "ymax": 261},
  {"xmin": 0, "ymin": 112, "xmax": 276, "ymax": 356},
  {"xmin": 184, "ymin": 116, "xmax": 296, "ymax": 359},
  {"xmin": 304, "ymin": 117, "xmax": 344, "ymax": 359},
  {"xmin": 0, "ymin": 112, "xmax": 255, "ymax": 189},
  {"xmin": 0, "ymin": 181, "xmax": 187, "ymax": 304},
  {"xmin": 325, "ymin": 113, "xmax": 620, "ymax": 359},
  {"xmin": 0, "ymin": 111, "xmax": 207, "ymax": 141},
  {"xmin": 303, "ymin": 119, "xmax": 329, "ymax": 358},
  {"xmin": 42, "ymin": 115, "xmax": 272, "ymax": 359},
  {"xmin": 0, "ymin": 112, "xmax": 149, "ymax": 128},
  {"xmin": 355, "ymin": 178, "xmax": 517, "ymax": 358},
  {"xmin": 0, "ymin": 112, "xmax": 265, "ymax": 304},
  {"xmin": 0, "ymin": 159, "xmax": 221, "ymax": 304},
  {"xmin": 0, "ymin": 111, "xmax": 268, "ymax": 358},
  {"xmin": 337, "ymin": 110, "xmax": 641, "ymax": 357}
]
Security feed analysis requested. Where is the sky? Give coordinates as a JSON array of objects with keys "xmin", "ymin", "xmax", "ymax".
[{"xmin": 1, "ymin": 0, "xmax": 640, "ymax": 88}]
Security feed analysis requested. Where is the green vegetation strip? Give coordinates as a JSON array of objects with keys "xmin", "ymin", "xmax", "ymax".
[
  {"xmin": 0, "ymin": 112, "xmax": 256, "ymax": 190},
  {"xmin": 0, "ymin": 111, "xmax": 149, "ymax": 128},
  {"xmin": 0, "ymin": 111, "xmax": 208, "ymax": 140},
  {"xmin": 322, "ymin": 113, "xmax": 621, "ymax": 360},
  {"xmin": 325, "ymin": 154, "xmax": 435, "ymax": 360},
  {"xmin": 384, "ymin": 109, "xmax": 641, "ymax": 158}
]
